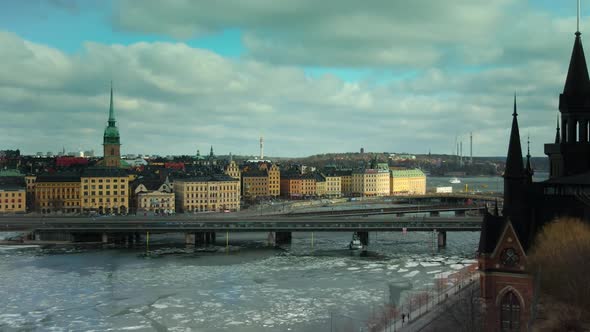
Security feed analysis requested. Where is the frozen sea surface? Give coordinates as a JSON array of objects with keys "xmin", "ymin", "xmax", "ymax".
[{"xmin": 0, "ymin": 231, "xmax": 479, "ymax": 331}]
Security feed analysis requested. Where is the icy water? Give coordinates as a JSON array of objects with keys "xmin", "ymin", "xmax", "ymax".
[
  {"xmin": 427, "ymin": 171, "xmax": 549, "ymax": 193},
  {"xmin": 0, "ymin": 231, "xmax": 479, "ymax": 332}
]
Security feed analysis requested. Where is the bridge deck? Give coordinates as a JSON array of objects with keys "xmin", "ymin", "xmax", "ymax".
[{"xmin": 1, "ymin": 217, "xmax": 482, "ymax": 233}]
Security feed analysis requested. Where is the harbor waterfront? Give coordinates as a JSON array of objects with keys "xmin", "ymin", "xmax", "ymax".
[{"xmin": 0, "ymin": 175, "xmax": 542, "ymax": 331}]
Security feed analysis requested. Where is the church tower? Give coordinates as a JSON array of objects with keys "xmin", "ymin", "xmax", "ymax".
[
  {"xmin": 103, "ymin": 82, "xmax": 121, "ymax": 168},
  {"xmin": 545, "ymin": 27, "xmax": 590, "ymax": 177}
]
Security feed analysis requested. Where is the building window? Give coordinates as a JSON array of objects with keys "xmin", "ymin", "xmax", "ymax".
[{"xmin": 500, "ymin": 291, "xmax": 521, "ymax": 331}]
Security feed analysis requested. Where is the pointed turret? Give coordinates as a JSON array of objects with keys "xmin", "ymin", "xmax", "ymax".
[
  {"xmin": 504, "ymin": 94, "xmax": 524, "ymax": 179},
  {"xmin": 210, "ymin": 146, "xmax": 214, "ymax": 158},
  {"xmin": 563, "ymin": 32, "xmax": 590, "ymax": 97}
]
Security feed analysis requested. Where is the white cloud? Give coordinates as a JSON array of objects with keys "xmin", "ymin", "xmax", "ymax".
[{"xmin": 0, "ymin": 15, "xmax": 577, "ymax": 157}]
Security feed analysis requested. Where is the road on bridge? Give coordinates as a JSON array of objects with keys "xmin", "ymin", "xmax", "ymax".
[{"xmin": 0, "ymin": 216, "xmax": 483, "ymax": 233}]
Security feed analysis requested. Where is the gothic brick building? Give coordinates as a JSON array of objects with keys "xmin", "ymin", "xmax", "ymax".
[{"xmin": 479, "ymin": 26, "xmax": 590, "ymax": 331}]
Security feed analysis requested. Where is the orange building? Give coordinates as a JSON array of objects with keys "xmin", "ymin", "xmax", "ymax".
[
  {"xmin": 241, "ymin": 163, "xmax": 280, "ymax": 199},
  {"xmin": 280, "ymin": 175, "xmax": 303, "ymax": 198}
]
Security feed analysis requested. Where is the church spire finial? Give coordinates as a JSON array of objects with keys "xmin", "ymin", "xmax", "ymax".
[
  {"xmin": 555, "ymin": 115, "xmax": 561, "ymax": 143},
  {"xmin": 513, "ymin": 92, "xmax": 517, "ymax": 116},
  {"xmin": 505, "ymin": 94, "xmax": 524, "ymax": 179},
  {"xmin": 108, "ymin": 81, "xmax": 115, "ymax": 126}
]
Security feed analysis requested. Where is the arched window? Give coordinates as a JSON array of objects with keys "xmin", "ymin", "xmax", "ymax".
[
  {"xmin": 111, "ymin": 148, "xmax": 115, "ymax": 155},
  {"xmin": 500, "ymin": 291, "xmax": 521, "ymax": 331}
]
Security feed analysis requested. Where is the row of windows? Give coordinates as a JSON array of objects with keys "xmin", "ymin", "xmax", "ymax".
[
  {"xmin": 82, "ymin": 191, "xmax": 126, "ymax": 196},
  {"xmin": 83, "ymin": 198, "xmax": 126, "ymax": 203},
  {"xmin": 40, "ymin": 202, "xmax": 79, "ymax": 207},
  {"xmin": 83, "ymin": 185, "xmax": 125, "ymax": 190},
  {"xmin": 1, "ymin": 204, "xmax": 23, "ymax": 209},
  {"xmin": 0, "ymin": 192, "xmax": 23, "ymax": 197},
  {"xmin": 37, "ymin": 195, "xmax": 78, "ymax": 200},
  {"xmin": 83, "ymin": 178, "xmax": 127, "ymax": 183},
  {"xmin": 3, "ymin": 199, "xmax": 22, "ymax": 203}
]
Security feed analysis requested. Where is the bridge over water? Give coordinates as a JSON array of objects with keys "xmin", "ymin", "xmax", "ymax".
[{"xmin": 0, "ymin": 215, "xmax": 482, "ymax": 248}]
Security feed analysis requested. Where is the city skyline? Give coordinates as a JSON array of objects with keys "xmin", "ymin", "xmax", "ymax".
[{"xmin": 0, "ymin": 0, "xmax": 583, "ymax": 157}]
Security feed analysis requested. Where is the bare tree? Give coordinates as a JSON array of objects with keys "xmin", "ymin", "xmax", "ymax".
[
  {"xmin": 436, "ymin": 284, "xmax": 483, "ymax": 332},
  {"xmin": 528, "ymin": 218, "xmax": 590, "ymax": 331}
]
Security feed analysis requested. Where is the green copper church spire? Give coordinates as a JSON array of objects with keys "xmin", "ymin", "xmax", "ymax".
[
  {"xmin": 108, "ymin": 80, "xmax": 116, "ymax": 126},
  {"xmin": 103, "ymin": 81, "xmax": 120, "ymax": 145}
]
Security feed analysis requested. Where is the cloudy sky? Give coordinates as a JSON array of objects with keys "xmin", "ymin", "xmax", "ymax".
[{"xmin": 0, "ymin": 0, "xmax": 584, "ymax": 157}]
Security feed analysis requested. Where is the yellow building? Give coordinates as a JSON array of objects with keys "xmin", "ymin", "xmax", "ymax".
[
  {"xmin": 265, "ymin": 164, "xmax": 281, "ymax": 197},
  {"xmin": 390, "ymin": 169, "xmax": 427, "ymax": 195},
  {"xmin": 174, "ymin": 174, "xmax": 240, "ymax": 212},
  {"xmin": 352, "ymin": 169, "xmax": 390, "ymax": 197},
  {"xmin": 323, "ymin": 173, "xmax": 342, "ymax": 197},
  {"xmin": 224, "ymin": 160, "xmax": 241, "ymax": 180},
  {"xmin": 34, "ymin": 174, "xmax": 81, "ymax": 214},
  {"xmin": 332, "ymin": 170, "xmax": 352, "ymax": 196},
  {"xmin": 80, "ymin": 168, "xmax": 130, "ymax": 214},
  {"xmin": 301, "ymin": 174, "xmax": 316, "ymax": 196},
  {"xmin": 315, "ymin": 174, "xmax": 326, "ymax": 197},
  {"xmin": 0, "ymin": 176, "xmax": 26, "ymax": 213},
  {"xmin": 242, "ymin": 169, "xmax": 268, "ymax": 199}
]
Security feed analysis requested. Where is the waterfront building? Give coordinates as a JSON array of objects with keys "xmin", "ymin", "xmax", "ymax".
[
  {"xmin": 390, "ymin": 168, "xmax": 427, "ymax": 195},
  {"xmin": 351, "ymin": 168, "xmax": 390, "ymax": 197},
  {"xmin": 336, "ymin": 170, "xmax": 353, "ymax": 196},
  {"xmin": 242, "ymin": 169, "xmax": 268, "ymax": 199},
  {"xmin": 241, "ymin": 163, "xmax": 280, "ymax": 200},
  {"xmin": 135, "ymin": 178, "xmax": 176, "ymax": 213},
  {"xmin": 80, "ymin": 168, "xmax": 130, "ymax": 214},
  {"xmin": 314, "ymin": 173, "xmax": 326, "ymax": 197},
  {"xmin": 301, "ymin": 173, "xmax": 316, "ymax": 197},
  {"xmin": 173, "ymin": 174, "xmax": 240, "ymax": 212},
  {"xmin": 34, "ymin": 173, "xmax": 81, "ymax": 214},
  {"xmin": 280, "ymin": 174, "xmax": 303, "ymax": 198},
  {"xmin": 323, "ymin": 173, "xmax": 342, "ymax": 197},
  {"xmin": 0, "ymin": 173, "xmax": 26, "ymax": 213},
  {"xmin": 479, "ymin": 25, "xmax": 590, "ymax": 331},
  {"xmin": 264, "ymin": 163, "xmax": 281, "ymax": 197}
]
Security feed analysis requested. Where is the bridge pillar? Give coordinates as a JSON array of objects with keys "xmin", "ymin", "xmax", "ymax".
[
  {"xmin": 430, "ymin": 211, "xmax": 440, "ymax": 217},
  {"xmin": 437, "ymin": 231, "xmax": 447, "ymax": 248},
  {"xmin": 185, "ymin": 233, "xmax": 195, "ymax": 245},
  {"xmin": 195, "ymin": 232, "xmax": 206, "ymax": 245},
  {"xmin": 34, "ymin": 232, "xmax": 41, "ymax": 241},
  {"xmin": 102, "ymin": 232, "xmax": 109, "ymax": 244},
  {"xmin": 210, "ymin": 232, "xmax": 216, "ymax": 244},
  {"xmin": 455, "ymin": 210, "xmax": 466, "ymax": 217},
  {"xmin": 356, "ymin": 231, "xmax": 369, "ymax": 246},
  {"xmin": 203, "ymin": 232, "xmax": 216, "ymax": 244},
  {"xmin": 275, "ymin": 232, "xmax": 292, "ymax": 245}
]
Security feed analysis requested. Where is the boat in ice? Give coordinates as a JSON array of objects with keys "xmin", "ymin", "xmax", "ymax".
[{"xmin": 349, "ymin": 234, "xmax": 363, "ymax": 250}]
